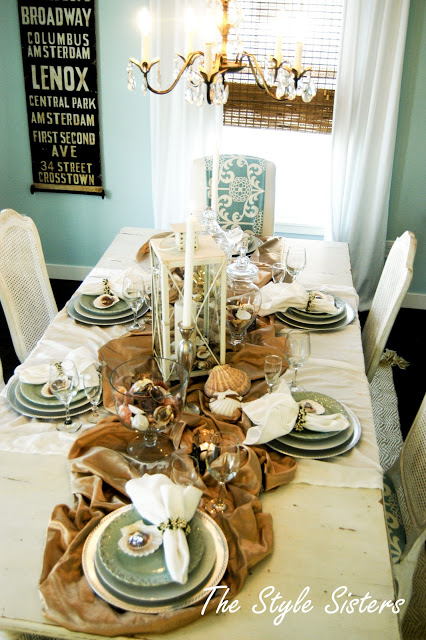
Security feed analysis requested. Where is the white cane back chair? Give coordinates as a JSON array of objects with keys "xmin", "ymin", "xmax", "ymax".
[
  {"xmin": 383, "ymin": 393, "xmax": 426, "ymax": 619},
  {"xmin": 190, "ymin": 154, "xmax": 276, "ymax": 236},
  {"xmin": 0, "ymin": 209, "xmax": 57, "ymax": 362},
  {"xmin": 362, "ymin": 231, "xmax": 416, "ymax": 382}
]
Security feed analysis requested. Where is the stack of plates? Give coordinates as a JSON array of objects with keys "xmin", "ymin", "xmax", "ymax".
[
  {"xmin": 67, "ymin": 294, "xmax": 148, "ymax": 326},
  {"xmin": 6, "ymin": 375, "xmax": 91, "ymax": 420},
  {"xmin": 267, "ymin": 392, "xmax": 361, "ymax": 459},
  {"xmin": 82, "ymin": 505, "xmax": 228, "ymax": 613},
  {"xmin": 232, "ymin": 235, "xmax": 263, "ymax": 256},
  {"xmin": 276, "ymin": 292, "xmax": 355, "ymax": 331}
]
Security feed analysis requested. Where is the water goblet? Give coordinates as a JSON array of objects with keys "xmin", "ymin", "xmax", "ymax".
[
  {"xmin": 264, "ymin": 354, "xmax": 283, "ymax": 393},
  {"xmin": 49, "ymin": 360, "xmax": 82, "ymax": 433},
  {"xmin": 271, "ymin": 262, "xmax": 286, "ymax": 284},
  {"xmin": 171, "ymin": 455, "xmax": 200, "ymax": 487},
  {"xmin": 285, "ymin": 329, "xmax": 311, "ymax": 394},
  {"xmin": 122, "ymin": 274, "xmax": 146, "ymax": 330},
  {"xmin": 286, "ymin": 246, "xmax": 306, "ymax": 281},
  {"xmin": 205, "ymin": 431, "xmax": 240, "ymax": 514},
  {"xmin": 83, "ymin": 370, "xmax": 103, "ymax": 423}
]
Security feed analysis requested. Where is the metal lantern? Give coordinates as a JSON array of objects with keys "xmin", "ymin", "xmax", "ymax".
[{"xmin": 149, "ymin": 229, "xmax": 227, "ymax": 376}]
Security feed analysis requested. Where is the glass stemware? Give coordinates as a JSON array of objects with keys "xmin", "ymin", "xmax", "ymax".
[
  {"xmin": 285, "ymin": 329, "xmax": 311, "ymax": 394},
  {"xmin": 83, "ymin": 370, "xmax": 103, "ymax": 423},
  {"xmin": 206, "ymin": 431, "xmax": 240, "ymax": 514},
  {"xmin": 264, "ymin": 354, "xmax": 283, "ymax": 393},
  {"xmin": 122, "ymin": 274, "xmax": 146, "ymax": 330},
  {"xmin": 171, "ymin": 454, "xmax": 200, "ymax": 487},
  {"xmin": 271, "ymin": 262, "xmax": 286, "ymax": 284},
  {"xmin": 109, "ymin": 356, "xmax": 189, "ymax": 465},
  {"xmin": 286, "ymin": 246, "xmax": 306, "ymax": 281},
  {"xmin": 49, "ymin": 360, "xmax": 82, "ymax": 433}
]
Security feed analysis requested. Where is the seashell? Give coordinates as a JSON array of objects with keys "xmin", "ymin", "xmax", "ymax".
[
  {"xmin": 204, "ymin": 364, "xmax": 250, "ymax": 398},
  {"xmin": 118, "ymin": 404, "xmax": 132, "ymax": 425},
  {"xmin": 210, "ymin": 390, "xmax": 242, "ymax": 420},
  {"xmin": 41, "ymin": 382, "xmax": 55, "ymax": 398},
  {"xmin": 93, "ymin": 293, "xmax": 120, "ymax": 309},
  {"xmin": 131, "ymin": 413, "xmax": 150, "ymax": 431},
  {"xmin": 130, "ymin": 378, "xmax": 153, "ymax": 394},
  {"xmin": 153, "ymin": 404, "xmax": 174, "ymax": 427},
  {"xmin": 299, "ymin": 399, "xmax": 325, "ymax": 414},
  {"xmin": 196, "ymin": 346, "xmax": 210, "ymax": 359},
  {"xmin": 235, "ymin": 308, "xmax": 252, "ymax": 320},
  {"xmin": 118, "ymin": 520, "xmax": 163, "ymax": 557}
]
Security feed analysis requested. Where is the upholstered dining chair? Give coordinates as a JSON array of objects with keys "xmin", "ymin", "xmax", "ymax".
[
  {"xmin": 383, "ymin": 393, "xmax": 426, "ymax": 620},
  {"xmin": 0, "ymin": 208, "xmax": 58, "ymax": 362},
  {"xmin": 190, "ymin": 154, "xmax": 276, "ymax": 236},
  {"xmin": 361, "ymin": 231, "xmax": 416, "ymax": 382}
]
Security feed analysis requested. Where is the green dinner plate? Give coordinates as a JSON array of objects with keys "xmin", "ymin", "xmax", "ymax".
[
  {"xmin": 97, "ymin": 506, "xmax": 205, "ymax": 588},
  {"xmin": 79, "ymin": 294, "xmax": 130, "ymax": 315},
  {"xmin": 287, "ymin": 391, "xmax": 350, "ymax": 440},
  {"xmin": 19, "ymin": 381, "xmax": 86, "ymax": 407}
]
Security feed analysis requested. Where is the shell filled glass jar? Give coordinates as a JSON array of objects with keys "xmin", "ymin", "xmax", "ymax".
[{"xmin": 226, "ymin": 245, "xmax": 262, "ymax": 347}]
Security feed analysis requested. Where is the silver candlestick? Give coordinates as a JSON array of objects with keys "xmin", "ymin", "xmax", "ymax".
[{"xmin": 177, "ymin": 322, "xmax": 200, "ymax": 415}]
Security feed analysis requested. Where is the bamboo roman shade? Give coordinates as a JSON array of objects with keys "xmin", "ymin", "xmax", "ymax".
[{"xmin": 223, "ymin": 0, "xmax": 343, "ymax": 133}]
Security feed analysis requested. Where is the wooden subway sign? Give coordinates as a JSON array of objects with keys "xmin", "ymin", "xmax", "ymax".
[{"xmin": 18, "ymin": 0, "xmax": 104, "ymax": 196}]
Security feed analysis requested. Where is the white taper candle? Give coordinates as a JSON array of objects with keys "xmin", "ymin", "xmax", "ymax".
[{"xmin": 182, "ymin": 215, "xmax": 196, "ymax": 328}]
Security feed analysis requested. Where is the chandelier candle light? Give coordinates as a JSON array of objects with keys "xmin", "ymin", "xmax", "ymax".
[{"xmin": 127, "ymin": 1, "xmax": 317, "ymax": 106}]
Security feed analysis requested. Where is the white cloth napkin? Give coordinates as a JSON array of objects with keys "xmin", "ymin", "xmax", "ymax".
[
  {"xmin": 125, "ymin": 474, "xmax": 202, "ymax": 585},
  {"xmin": 258, "ymin": 281, "xmax": 340, "ymax": 317},
  {"xmin": 242, "ymin": 380, "xmax": 350, "ymax": 445},
  {"xmin": 79, "ymin": 265, "xmax": 148, "ymax": 299},
  {"xmin": 17, "ymin": 346, "xmax": 98, "ymax": 389}
]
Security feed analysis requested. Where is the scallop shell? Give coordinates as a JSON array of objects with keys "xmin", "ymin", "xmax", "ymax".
[
  {"xmin": 210, "ymin": 391, "xmax": 242, "ymax": 420},
  {"xmin": 41, "ymin": 382, "xmax": 55, "ymax": 398},
  {"xmin": 299, "ymin": 399, "xmax": 325, "ymax": 414},
  {"xmin": 93, "ymin": 293, "xmax": 120, "ymax": 309},
  {"xmin": 118, "ymin": 521, "xmax": 163, "ymax": 557},
  {"xmin": 204, "ymin": 364, "xmax": 250, "ymax": 398}
]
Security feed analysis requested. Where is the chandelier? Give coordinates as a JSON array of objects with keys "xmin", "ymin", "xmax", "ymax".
[{"xmin": 127, "ymin": 1, "xmax": 317, "ymax": 107}]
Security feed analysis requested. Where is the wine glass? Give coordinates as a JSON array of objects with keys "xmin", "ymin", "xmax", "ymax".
[
  {"xmin": 285, "ymin": 330, "xmax": 311, "ymax": 394},
  {"xmin": 271, "ymin": 262, "xmax": 286, "ymax": 284},
  {"xmin": 205, "ymin": 431, "xmax": 240, "ymax": 514},
  {"xmin": 171, "ymin": 455, "xmax": 200, "ymax": 487},
  {"xmin": 49, "ymin": 360, "xmax": 82, "ymax": 433},
  {"xmin": 110, "ymin": 356, "xmax": 189, "ymax": 465},
  {"xmin": 122, "ymin": 274, "xmax": 146, "ymax": 330},
  {"xmin": 285, "ymin": 246, "xmax": 306, "ymax": 281},
  {"xmin": 83, "ymin": 370, "xmax": 103, "ymax": 423},
  {"xmin": 264, "ymin": 354, "xmax": 282, "ymax": 394}
]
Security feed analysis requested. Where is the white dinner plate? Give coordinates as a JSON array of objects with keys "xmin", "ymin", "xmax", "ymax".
[
  {"xmin": 82, "ymin": 507, "xmax": 228, "ymax": 613},
  {"xmin": 267, "ymin": 406, "xmax": 361, "ymax": 459}
]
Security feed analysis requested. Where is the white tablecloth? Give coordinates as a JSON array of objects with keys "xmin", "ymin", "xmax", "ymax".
[{"xmin": 0, "ymin": 232, "xmax": 382, "ymax": 488}]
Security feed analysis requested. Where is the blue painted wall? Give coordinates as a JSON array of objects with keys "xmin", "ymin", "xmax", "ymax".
[
  {"xmin": 388, "ymin": 0, "xmax": 425, "ymax": 297},
  {"xmin": 0, "ymin": 0, "xmax": 154, "ymax": 271},
  {"xmin": 0, "ymin": 0, "xmax": 424, "ymax": 297}
]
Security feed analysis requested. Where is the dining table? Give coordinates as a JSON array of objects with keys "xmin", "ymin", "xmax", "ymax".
[{"xmin": 0, "ymin": 227, "xmax": 401, "ymax": 640}]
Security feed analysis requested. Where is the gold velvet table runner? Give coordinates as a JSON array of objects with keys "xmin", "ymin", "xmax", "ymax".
[{"xmin": 39, "ymin": 238, "xmax": 296, "ymax": 636}]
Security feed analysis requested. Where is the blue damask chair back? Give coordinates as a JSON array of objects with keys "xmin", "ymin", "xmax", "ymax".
[{"xmin": 190, "ymin": 154, "xmax": 276, "ymax": 236}]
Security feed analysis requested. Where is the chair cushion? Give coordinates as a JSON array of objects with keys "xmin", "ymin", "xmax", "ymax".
[
  {"xmin": 383, "ymin": 471, "xmax": 406, "ymax": 564},
  {"xmin": 205, "ymin": 155, "xmax": 266, "ymax": 235}
]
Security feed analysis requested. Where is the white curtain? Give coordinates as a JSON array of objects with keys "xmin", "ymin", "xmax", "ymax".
[
  {"xmin": 330, "ymin": 0, "xmax": 410, "ymax": 310},
  {"xmin": 149, "ymin": 0, "xmax": 217, "ymax": 229}
]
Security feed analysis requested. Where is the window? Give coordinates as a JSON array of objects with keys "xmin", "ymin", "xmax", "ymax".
[{"xmin": 221, "ymin": 0, "xmax": 344, "ymax": 233}]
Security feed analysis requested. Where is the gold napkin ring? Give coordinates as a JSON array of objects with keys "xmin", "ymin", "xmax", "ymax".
[
  {"xmin": 305, "ymin": 291, "xmax": 315, "ymax": 313},
  {"xmin": 294, "ymin": 406, "xmax": 307, "ymax": 431},
  {"xmin": 158, "ymin": 517, "xmax": 191, "ymax": 536},
  {"xmin": 102, "ymin": 278, "xmax": 113, "ymax": 295}
]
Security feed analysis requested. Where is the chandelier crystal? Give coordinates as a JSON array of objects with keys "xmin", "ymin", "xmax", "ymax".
[{"xmin": 127, "ymin": 0, "xmax": 317, "ymax": 107}]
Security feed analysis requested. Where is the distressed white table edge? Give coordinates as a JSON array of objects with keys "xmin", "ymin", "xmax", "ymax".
[{"xmin": 0, "ymin": 229, "xmax": 400, "ymax": 640}]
